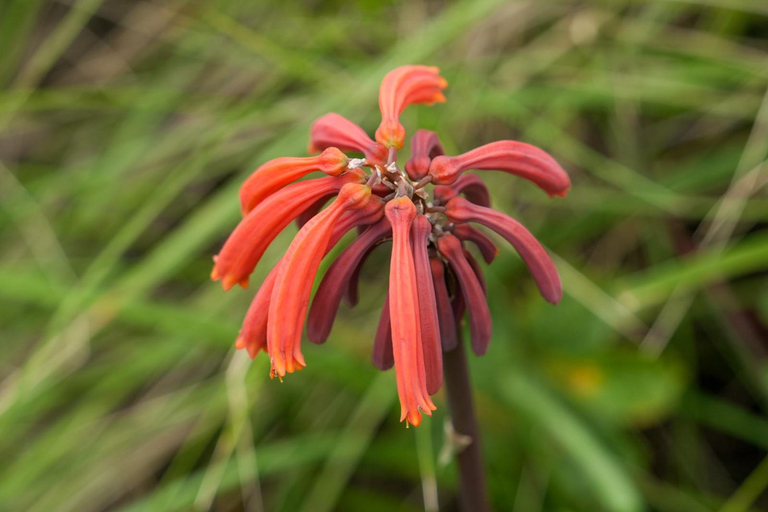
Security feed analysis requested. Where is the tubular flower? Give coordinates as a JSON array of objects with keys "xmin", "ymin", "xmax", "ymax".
[
  {"xmin": 307, "ymin": 218, "xmax": 392, "ymax": 345},
  {"xmin": 212, "ymin": 170, "xmax": 365, "ymax": 290},
  {"xmin": 213, "ymin": 65, "xmax": 569, "ymax": 426},
  {"xmin": 386, "ymin": 197, "xmax": 436, "ymax": 426},
  {"xmin": 375, "ymin": 66, "xmax": 447, "ymax": 150},
  {"xmin": 452, "ymin": 223, "xmax": 499, "ymax": 264},
  {"xmin": 429, "ymin": 140, "xmax": 571, "ymax": 197},
  {"xmin": 240, "ymin": 147, "xmax": 350, "ymax": 215},
  {"xmin": 268, "ymin": 184, "xmax": 374, "ymax": 376},
  {"xmin": 405, "ymin": 130, "xmax": 444, "ymax": 180},
  {"xmin": 309, "ymin": 113, "xmax": 389, "ymax": 165}
]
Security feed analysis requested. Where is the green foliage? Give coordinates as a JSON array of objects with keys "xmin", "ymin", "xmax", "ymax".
[{"xmin": 1, "ymin": 1, "xmax": 767, "ymax": 511}]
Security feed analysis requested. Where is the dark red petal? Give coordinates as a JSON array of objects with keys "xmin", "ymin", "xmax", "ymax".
[
  {"xmin": 429, "ymin": 140, "xmax": 570, "ymax": 197},
  {"xmin": 331, "ymin": 195, "xmax": 386, "ymax": 245},
  {"xmin": 453, "ymin": 223, "xmax": 499, "ymax": 264},
  {"xmin": 405, "ymin": 130, "xmax": 444, "ymax": 181},
  {"xmin": 268, "ymin": 184, "xmax": 372, "ymax": 378},
  {"xmin": 296, "ymin": 194, "xmax": 333, "ymax": 229},
  {"xmin": 371, "ymin": 182, "xmax": 393, "ymax": 197},
  {"xmin": 343, "ymin": 199, "xmax": 392, "ymax": 306},
  {"xmin": 212, "ymin": 172, "xmax": 363, "ymax": 291},
  {"xmin": 371, "ymin": 296, "xmax": 394, "ymax": 370},
  {"xmin": 434, "ymin": 174, "xmax": 492, "ymax": 210},
  {"xmin": 430, "ymin": 258, "xmax": 458, "ymax": 352},
  {"xmin": 307, "ymin": 218, "xmax": 392, "ymax": 345},
  {"xmin": 452, "ymin": 174, "xmax": 492, "ymax": 207},
  {"xmin": 309, "ymin": 113, "xmax": 388, "ymax": 165},
  {"xmin": 463, "ymin": 248, "xmax": 487, "ymax": 293},
  {"xmin": 342, "ymin": 242, "xmax": 374, "ymax": 307},
  {"xmin": 445, "ymin": 196, "xmax": 562, "ymax": 304},
  {"xmin": 437, "ymin": 235, "xmax": 492, "ymax": 356},
  {"xmin": 411, "ymin": 215, "xmax": 443, "ymax": 395},
  {"xmin": 240, "ymin": 148, "xmax": 349, "ymax": 215},
  {"xmin": 452, "ymin": 269, "xmax": 465, "ymax": 330},
  {"xmin": 433, "ymin": 184, "xmax": 457, "ymax": 205},
  {"xmin": 385, "ymin": 196, "xmax": 435, "ymax": 426}
]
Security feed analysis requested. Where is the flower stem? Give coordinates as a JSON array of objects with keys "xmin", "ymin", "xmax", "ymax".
[{"xmin": 442, "ymin": 333, "xmax": 491, "ymax": 512}]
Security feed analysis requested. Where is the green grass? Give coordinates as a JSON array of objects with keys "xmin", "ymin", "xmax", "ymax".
[{"xmin": 1, "ymin": 1, "xmax": 767, "ymax": 511}]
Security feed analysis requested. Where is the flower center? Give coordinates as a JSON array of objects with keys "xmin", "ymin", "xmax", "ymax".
[{"xmin": 352, "ymin": 148, "xmax": 452, "ymax": 245}]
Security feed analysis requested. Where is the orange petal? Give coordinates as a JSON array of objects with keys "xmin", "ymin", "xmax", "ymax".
[
  {"xmin": 212, "ymin": 171, "xmax": 364, "ymax": 291},
  {"xmin": 267, "ymin": 184, "xmax": 373, "ymax": 378},
  {"xmin": 237, "ymin": 197, "xmax": 383, "ymax": 368},
  {"xmin": 375, "ymin": 66, "xmax": 448, "ymax": 150},
  {"xmin": 240, "ymin": 147, "xmax": 349, "ymax": 215},
  {"xmin": 385, "ymin": 197, "xmax": 436, "ymax": 427}
]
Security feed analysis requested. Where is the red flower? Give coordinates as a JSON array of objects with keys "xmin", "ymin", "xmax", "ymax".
[
  {"xmin": 213, "ymin": 65, "xmax": 569, "ymax": 426},
  {"xmin": 309, "ymin": 113, "xmax": 389, "ymax": 165},
  {"xmin": 375, "ymin": 66, "xmax": 447, "ymax": 150},
  {"xmin": 405, "ymin": 130, "xmax": 444, "ymax": 180},
  {"xmin": 429, "ymin": 140, "xmax": 571, "ymax": 197}
]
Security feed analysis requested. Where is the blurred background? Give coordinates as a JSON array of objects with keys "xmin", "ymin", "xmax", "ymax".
[{"xmin": 1, "ymin": 1, "xmax": 767, "ymax": 511}]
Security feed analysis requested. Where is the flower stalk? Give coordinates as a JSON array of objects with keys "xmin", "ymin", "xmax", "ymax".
[{"xmin": 443, "ymin": 333, "xmax": 491, "ymax": 512}]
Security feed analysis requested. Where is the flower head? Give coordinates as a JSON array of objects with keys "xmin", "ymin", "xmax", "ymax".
[{"xmin": 213, "ymin": 65, "xmax": 570, "ymax": 425}]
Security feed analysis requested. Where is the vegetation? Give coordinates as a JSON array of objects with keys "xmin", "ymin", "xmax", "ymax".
[{"xmin": 1, "ymin": 1, "xmax": 767, "ymax": 511}]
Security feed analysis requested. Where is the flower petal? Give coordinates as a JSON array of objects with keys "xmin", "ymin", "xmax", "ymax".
[
  {"xmin": 268, "ymin": 184, "xmax": 373, "ymax": 378},
  {"xmin": 385, "ymin": 196, "xmax": 436, "ymax": 426},
  {"xmin": 463, "ymin": 248, "xmax": 487, "ymax": 293},
  {"xmin": 237, "ymin": 197, "xmax": 383, "ymax": 360},
  {"xmin": 332, "ymin": 196, "xmax": 386, "ymax": 243},
  {"xmin": 411, "ymin": 215, "xmax": 443, "ymax": 395},
  {"xmin": 212, "ymin": 172, "xmax": 363, "ymax": 291},
  {"xmin": 371, "ymin": 296, "xmax": 394, "ymax": 370},
  {"xmin": 445, "ymin": 196, "xmax": 562, "ymax": 304},
  {"xmin": 404, "ymin": 130, "xmax": 444, "ymax": 180},
  {"xmin": 451, "ymin": 174, "xmax": 492, "ymax": 207},
  {"xmin": 434, "ymin": 175, "xmax": 491, "ymax": 209},
  {"xmin": 437, "ymin": 234, "xmax": 492, "ymax": 356},
  {"xmin": 452, "ymin": 223, "xmax": 499, "ymax": 264},
  {"xmin": 307, "ymin": 218, "xmax": 392, "ymax": 345},
  {"xmin": 296, "ymin": 194, "xmax": 333, "ymax": 229},
  {"xmin": 375, "ymin": 66, "xmax": 447, "ymax": 150},
  {"xmin": 430, "ymin": 257, "xmax": 458, "ymax": 352},
  {"xmin": 240, "ymin": 147, "xmax": 349, "ymax": 215},
  {"xmin": 236, "ymin": 263, "xmax": 280, "ymax": 359},
  {"xmin": 309, "ymin": 113, "xmax": 388, "ymax": 165},
  {"xmin": 429, "ymin": 140, "xmax": 570, "ymax": 197},
  {"xmin": 342, "ymin": 242, "xmax": 375, "ymax": 308}
]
